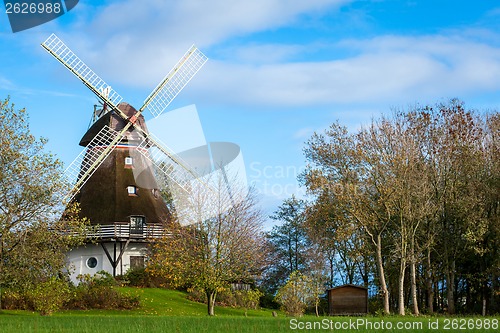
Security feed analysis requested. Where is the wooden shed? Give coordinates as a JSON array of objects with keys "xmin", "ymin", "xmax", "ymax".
[{"xmin": 327, "ymin": 284, "xmax": 368, "ymax": 315}]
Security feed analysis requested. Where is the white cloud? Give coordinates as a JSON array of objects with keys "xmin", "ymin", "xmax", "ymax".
[
  {"xmin": 228, "ymin": 44, "xmax": 306, "ymax": 64},
  {"xmin": 82, "ymin": 0, "xmax": 347, "ymax": 44},
  {"xmin": 42, "ymin": 2, "xmax": 500, "ymax": 111},
  {"xmin": 189, "ymin": 33, "xmax": 500, "ymax": 108},
  {"xmin": 59, "ymin": 0, "xmax": 348, "ymax": 87}
]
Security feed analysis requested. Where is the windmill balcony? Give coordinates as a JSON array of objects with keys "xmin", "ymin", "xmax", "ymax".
[{"xmin": 59, "ymin": 222, "xmax": 171, "ymax": 242}]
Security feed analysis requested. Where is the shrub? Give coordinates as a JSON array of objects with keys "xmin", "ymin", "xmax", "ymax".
[
  {"xmin": 77, "ymin": 271, "xmax": 117, "ymax": 287},
  {"xmin": 67, "ymin": 271, "xmax": 139, "ymax": 310},
  {"xmin": 118, "ymin": 268, "xmax": 170, "ymax": 288},
  {"xmin": 122, "ymin": 268, "xmax": 165, "ymax": 287},
  {"xmin": 1, "ymin": 272, "xmax": 140, "ymax": 314},
  {"xmin": 275, "ymin": 272, "xmax": 314, "ymax": 317},
  {"xmin": 276, "ymin": 292, "xmax": 304, "ymax": 317},
  {"xmin": 234, "ymin": 289, "xmax": 263, "ymax": 316},
  {"xmin": 1, "ymin": 289, "xmax": 32, "ymax": 310},
  {"xmin": 213, "ymin": 287, "xmax": 236, "ymax": 307},
  {"xmin": 27, "ymin": 278, "xmax": 71, "ymax": 316}
]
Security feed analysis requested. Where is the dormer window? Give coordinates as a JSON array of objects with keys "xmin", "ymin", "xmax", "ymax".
[
  {"xmin": 124, "ymin": 156, "xmax": 133, "ymax": 168},
  {"xmin": 127, "ymin": 186, "xmax": 137, "ymax": 196}
]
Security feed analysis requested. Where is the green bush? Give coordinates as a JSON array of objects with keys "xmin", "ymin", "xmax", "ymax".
[
  {"xmin": 1, "ymin": 289, "xmax": 32, "ymax": 310},
  {"xmin": 77, "ymin": 271, "xmax": 117, "ymax": 287},
  {"xmin": 2, "ymin": 279, "xmax": 72, "ymax": 315},
  {"xmin": 234, "ymin": 289, "xmax": 264, "ymax": 316},
  {"xmin": 275, "ymin": 272, "xmax": 314, "ymax": 317},
  {"xmin": 1, "ymin": 272, "xmax": 140, "ymax": 314},
  {"xmin": 67, "ymin": 271, "xmax": 139, "ymax": 310},
  {"xmin": 69, "ymin": 285, "xmax": 139, "ymax": 310},
  {"xmin": 122, "ymin": 268, "xmax": 151, "ymax": 287},
  {"xmin": 27, "ymin": 278, "xmax": 71, "ymax": 316},
  {"xmin": 117, "ymin": 268, "xmax": 169, "ymax": 288}
]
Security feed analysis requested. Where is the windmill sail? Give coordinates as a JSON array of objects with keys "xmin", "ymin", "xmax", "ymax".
[
  {"xmin": 141, "ymin": 45, "xmax": 208, "ymax": 117},
  {"xmin": 64, "ymin": 125, "xmax": 120, "ymax": 202},
  {"xmin": 41, "ymin": 34, "xmax": 123, "ymax": 110},
  {"xmin": 135, "ymin": 133, "xmax": 204, "ymax": 192}
]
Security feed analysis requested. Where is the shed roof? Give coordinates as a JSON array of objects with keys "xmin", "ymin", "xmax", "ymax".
[{"xmin": 327, "ymin": 284, "xmax": 368, "ymax": 291}]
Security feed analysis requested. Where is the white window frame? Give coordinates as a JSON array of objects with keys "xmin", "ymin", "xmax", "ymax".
[{"xmin": 127, "ymin": 186, "xmax": 137, "ymax": 195}]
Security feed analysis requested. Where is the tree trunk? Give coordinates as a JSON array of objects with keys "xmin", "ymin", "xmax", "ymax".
[
  {"xmin": 482, "ymin": 280, "xmax": 488, "ymax": 316},
  {"xmin": 288, "ymin": 236, "xmax": 293, "ymax": 274},
  {"xmin": 491, "ymin": 273, "xmax": 499, "ymax": 315},
  {"xmin": 207, "ymin": 290, "xmax": 217, "ymax": 316},
  {"xmin": 328, "ymin": 255, "xmax": 335, "ymax": 288},
  {"xmin": 410, "ymin": 240, "xmax": 419, "ymax": 315},
  {"xmin": 375, "ymin": 234, "xmax": 390, "ymax": 314},
  {"xmin": 0, "ymin": 245, "xmax": 3, "ymax": 310},
  {"xmin": 398, "ymin": 257, "xmax": 406, "ymax": 315},
  {"xmin": 426, "ymin": 247, "xmax": 434, "ymax": 314},
  {"xmin": 446, "ymin": 260, "xmax": 455, "ymax": 314},
  {"xmin": 363, "ymin": 258, "xmax": 369, "ymax": 287},
  {"xmin": 434, "ymin": 280, "xmax": 441, "ymax": 311}
]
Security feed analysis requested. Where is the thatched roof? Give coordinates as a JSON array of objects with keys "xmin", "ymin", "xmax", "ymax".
[
  {"xmin": 72, "ymin": 102, "xmax": 171, "ymax": 225},
  {"xmin": 80, "ymin": 102, "xmax": 149, "ymax": 147}
]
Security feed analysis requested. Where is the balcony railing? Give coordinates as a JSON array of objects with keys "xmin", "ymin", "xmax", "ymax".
[{"xmin": 85, "ymin": 222, "xmax": 169, "ymax": 239}]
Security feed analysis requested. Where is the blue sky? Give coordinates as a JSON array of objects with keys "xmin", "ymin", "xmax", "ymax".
[{"xmin": 1, "ymin": 1, "xmax": 500, "ymax": 226}]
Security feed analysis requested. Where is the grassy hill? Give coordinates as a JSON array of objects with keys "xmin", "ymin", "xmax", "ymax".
[
  {"xmin": 0, "ymin": 288, "xmax": 289, "ymax": 333},
  {"xmin": 1, "ymin": 288, "xmax": 499, "ymax": 333}
]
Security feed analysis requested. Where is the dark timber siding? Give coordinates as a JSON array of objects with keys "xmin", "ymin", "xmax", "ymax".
[{"xmin": 327, "ymin": 285, "xmax": 368, "ymax": 315}]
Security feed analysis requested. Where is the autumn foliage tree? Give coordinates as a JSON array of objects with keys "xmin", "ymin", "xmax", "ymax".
[
  {"xmin": 299, "ymin": 99, "xmax": 499, "ymax": 315},
  {"xmin": 0, "ymin": 97, "xmax": 88, "ymax": 312}
]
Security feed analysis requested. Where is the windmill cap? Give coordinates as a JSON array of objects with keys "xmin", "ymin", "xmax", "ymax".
[{"xmin": 79, "ymin": 102, "xmax": 149, "ymax": 147}]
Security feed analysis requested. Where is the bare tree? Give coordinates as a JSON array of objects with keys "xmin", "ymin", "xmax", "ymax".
[{"xmin": 148, "ymin": 175, "xmax": 266, "ymax": 316}]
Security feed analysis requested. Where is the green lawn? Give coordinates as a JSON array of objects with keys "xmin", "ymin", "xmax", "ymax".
[{"xmin": 0, "ymin": 288, "xmax": 499, "ymax": 333}]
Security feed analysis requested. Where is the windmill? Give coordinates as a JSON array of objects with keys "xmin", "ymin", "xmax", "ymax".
[{"xmin": 41, "ymin": 34, "xmax": 210, "ymax": 281}]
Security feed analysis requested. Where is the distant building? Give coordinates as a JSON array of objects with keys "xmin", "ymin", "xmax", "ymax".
[{"xmin": 327, "ymin": 284, "xmax": 368, "ymax": 315}]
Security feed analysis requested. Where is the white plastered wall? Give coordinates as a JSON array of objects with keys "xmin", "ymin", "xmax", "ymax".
[{"xmin": 66, "ymin": 242, "xmax": 148, "ymax": 284}]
